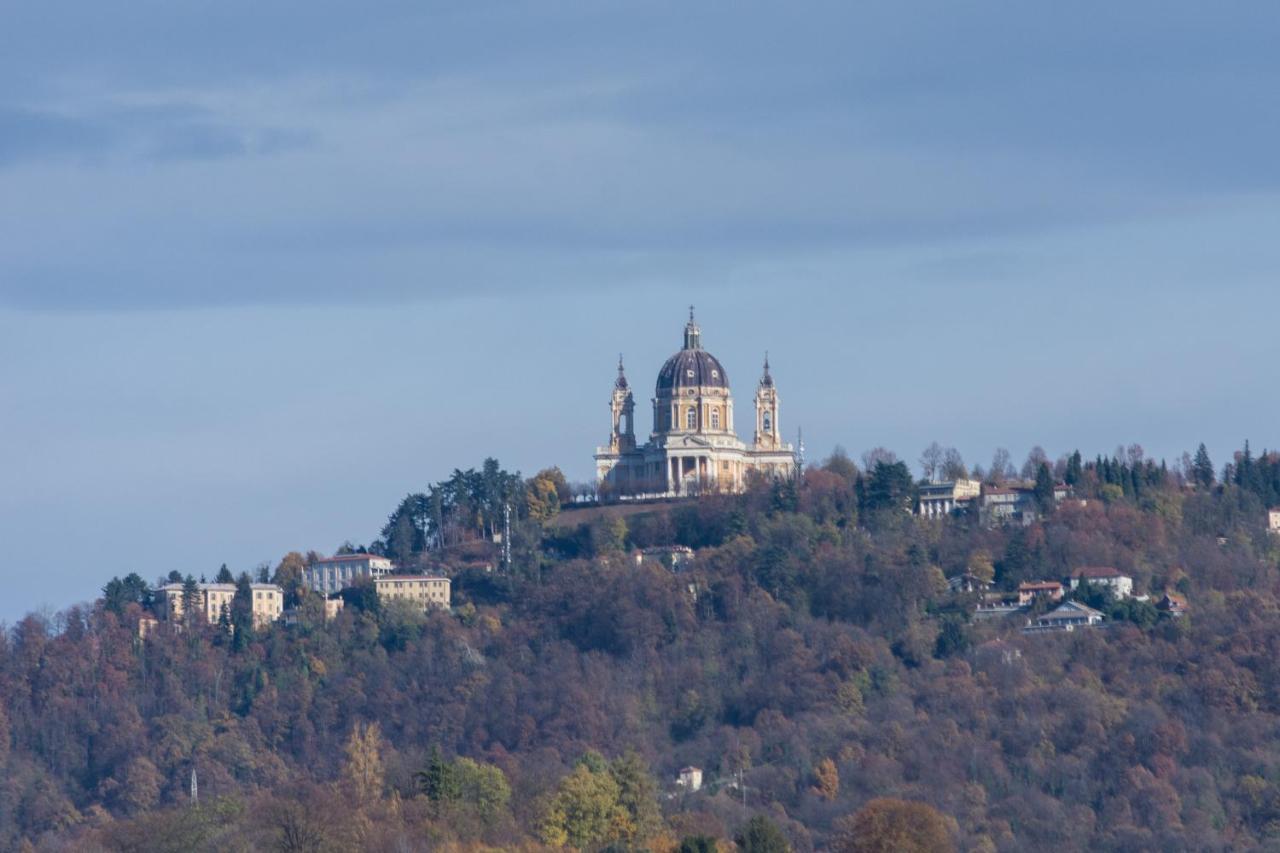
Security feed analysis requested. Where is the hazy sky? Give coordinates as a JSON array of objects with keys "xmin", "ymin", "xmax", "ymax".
[{"xmin": 4, "ymin": 2, "xmax": 1280, "ymax": 622}]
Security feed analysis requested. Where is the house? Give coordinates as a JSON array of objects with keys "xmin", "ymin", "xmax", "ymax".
[
  {"xmin": 158, "ymin": 582, "xmax": 284, "ymax": 628},
  {"xmin": 635, "ymin": 545, "xmax": 695, "ymax": 572},
  {"xmin": 304, "ymin": 554, "xmax": 394, "ymax": 594},
  {"xmin": 676, "ymin": 766, "xmax": 703, "ymax": 792},
  {"xmin": 1156, "ymin": 592, "xmax": 1189, "ymax": 617},
  {"xmin": 1023, "ymin": 601, "xmax": 1105, "ymax": 634},
  {"xmin": 979, "ymin": 482, "xmax": 1070, "ymax": 526},
  {"xmin": 137, "ymin": 616, "xmax": 160, "ymax": 639},
  {"xmin": 1269, "ymin": 508, "xmax": 1280, "ymax": 534},
  {"xmin": 972, "ymin": 596, "xmax": 1025, "ymax": 620},
  {"xmin": 1017, "ymin": 581, "xmax": 1064, "ymax": 606},
  {"xmin": 918, "ymin": 479, "xmax": 982, "ymax": 519},
  {"xmin": 948, "ymin": 572, "xmax": 993, "ymax": 593},
  {"xmin": 373, "ymin": 575, "xmax": 451, "ymax": 611},
  {"xmin": 1066, "ymin": 566, "xmax": 1134, "ymax": 599}
]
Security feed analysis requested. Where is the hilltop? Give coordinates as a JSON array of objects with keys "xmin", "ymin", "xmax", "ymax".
[{"xmin": 5, "ymin": 443, "xmax": 1280, "ymax": 851}]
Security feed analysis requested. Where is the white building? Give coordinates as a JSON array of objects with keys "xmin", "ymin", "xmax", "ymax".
[
  {"xmin": 918, "ymin": 479, "xmax": 982, "ymax": 518},
  {"xmin": 1268, "ymin": 508, "xmax": 1280, "ymax": 534},
  {"xmin": 676, "ymin": 766, "xmax": 703, "ymax": 792},
  {"xmin": 1023, "ymin": 600, "xmax": 1105, "ymax": 634},
  {"xmin": 304, "ymin": 554, "xmax": 393, "ymax": 594},
  {"xmin": 374, "ymin": 575, "xmax": 451, "ymax": 611},
  {"xmin": 1066, "ymin": 566, "xmax": 1134, "ymax": 599}
]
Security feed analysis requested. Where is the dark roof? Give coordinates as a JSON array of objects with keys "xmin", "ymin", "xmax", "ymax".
[
  {"xmin": 1070, "ymin": 566, "xmax": 1127, "ymax": 579},
  {"xmin": 656, "ymin": 348, "xmax": 729, "ymax": 393}
]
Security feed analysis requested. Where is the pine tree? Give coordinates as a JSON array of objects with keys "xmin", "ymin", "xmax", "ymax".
[{"xmin": 1193, "ymin": 443, "xmax": 1215, "ymax": 489}]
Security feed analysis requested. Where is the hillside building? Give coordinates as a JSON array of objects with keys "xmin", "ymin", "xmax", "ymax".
[
  {"xmin": 594, "ymin": 310, "xmax": 797, "ymax": 497},
  {"xmin": 1067, "ymin": 566, "xmax": 1134, "ymax": 598},
  {"xmin": 373, "ymin": 575, "xmax": 451, "ymax": 611},
  {"xmin": 158, "ymin": 582, "xmax": 284, "ymax": 628},
  {"xmin": 918, "ymin": 479, "xmax": 982, "ymax": 518},
  {"xmin": 305, "ymin": 554, "xmax": 393, "ymax": 594}
]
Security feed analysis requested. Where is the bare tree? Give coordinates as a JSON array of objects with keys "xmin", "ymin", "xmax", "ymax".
[
  {"xmin": 941, "ymin": 448, "xmax": 968, "ymax": 481},
  {"xmin": 862, "ymin": 447, "xmax": 899, "ymax": 471},
  {"xmin": 1126, "ymin": 443, "xmax": 1145, "ymax": 467},
  {"xmin": 990, "ymin": 448, "xmax": 1014, "ymax": 484},
  {"xmin": 919, "ymin": 442, "xmax": 944, "ymax": 482},
  {"xmin": 1020, "ymin": 446, "xmax": 1049, "ymax": 481}
]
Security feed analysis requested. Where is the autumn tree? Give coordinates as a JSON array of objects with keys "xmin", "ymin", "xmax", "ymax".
[
  {"xmin": 831, "ymin": 798, "xmax": 954, "ymax": 853},
  {"xmin": 540, "ymin": 757, "xmax": 633, "ymax": 849},
  {"xmin": 811, "ymin": 758, "xmax": 839, "ymax": 801},
  {"xmin": 343, "ymin": 721, "xmax": 385, "ymax": 806}
]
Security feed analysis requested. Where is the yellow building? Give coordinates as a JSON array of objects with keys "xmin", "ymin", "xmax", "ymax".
[
  {"xmin": 374, "ymin": 575, "xmax": 451, "ymax": 611},
  {"xmin": 159, "ymin": 582, "xmax": 284, "ymax": 628},
  {"xmin": 595, "ymin": 309, "xmax": 797, "ymax": 497}
]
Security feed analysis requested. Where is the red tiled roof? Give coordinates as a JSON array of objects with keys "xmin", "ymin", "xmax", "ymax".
[{"xmin": 1018, "ymin": 581, "xmax": 1062, "ymax": 591}]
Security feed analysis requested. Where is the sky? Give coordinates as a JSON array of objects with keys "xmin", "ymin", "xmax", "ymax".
[{"xmin": 3, "ymin": 1, "xmax": 1280, "ymax": 622}]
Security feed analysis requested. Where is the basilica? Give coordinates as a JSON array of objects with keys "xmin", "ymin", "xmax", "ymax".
[{"xmin": 594, "ymin": 310, "xmax": 798, "ymax": 497}]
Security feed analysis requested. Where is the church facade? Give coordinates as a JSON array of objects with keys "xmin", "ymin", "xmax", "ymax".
[{"xmin": 594, "ymin": 311, "xmax": 797, "ymax": 497}]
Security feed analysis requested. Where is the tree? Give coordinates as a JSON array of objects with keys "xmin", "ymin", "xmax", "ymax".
[
  {"xmin": 539, "ymin": 763, "xmax": 632, "ymax": 850},
  {"xmin": 940, "ymin": 448, "xmax": 967, "ymax": 481},
  {"xmin": 863, "ymin": 461, "xmax": 915, "ymax": 517},
  {"xmin": 417, "ymin": 746, "xmax": 461, "ymax": 804},
  {"xmin": 216, "ymin": 564, "xmax": 234, "ymax": 584},
  {"xmin": 1033, "ymin": 463, "xmax": 1056, "ymax": 513},
  {"xmin": 831, "ymin": 798, "xmax": 953, "ymax": 853},
  {"xmin": 989, "ymin": 448, "xmax": 1013, "ymax": 484},
  {"xmin": 230, "ymin": 572, "xmax": 255, "ymax": 648},
  {"xmin": 343, "ymin": 722, "xmax": 385, "ymax": 806},
  {"xmin": 102, "ymin": 573, "xmax": 151, "ymax": 616},
  {"xmin": 811, "ymin": 758, "xmax": 839, "ymax": 801},
  {"xmin": 181, "ymin": 575, "xmax": 201, "ymax": 626},
  {"xmin": 861, "ymin": 447, "xmax": 898, "ymax": 472},
  {"xmin": 736, "ymin": 814, "xmax": 790, "ymax": 852},
  {"xmin": 919, "ymin": 442, "xmax": 943, "ymax": 483},
  {"xmin": 454, "ymin": 757, "xmax": 511, "ymax": 823},
  {"xmin": 1193, "ymin": 443, "xmax": 1215, "ymax": 489},
  {"xmin": 1021, "ymin": 446, "xmax": 1049, "ymax": 481},
  {"xmin": 966, "ymin": 550, "xmax": 994, "ymax": 586},
  {"xmin": 610, "ymin": 751, "xmax": 662, "ymax": 842},
  {"xmin": 272, "ymin": 552, "xmax": 308, "ymax": 608},
  {"xmin": 1065, "ymin": 450, "xmax": 1083, "ymax": 486},
  {"xmin": 824, "ymin": 446, "xmax": 859, "ymax": 482}
]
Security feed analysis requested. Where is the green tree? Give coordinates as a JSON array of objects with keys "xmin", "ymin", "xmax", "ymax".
[
  {"xmin": 736, "ymin": 814, "xmax": 790, "ymax": 852},
  {"xmin": 454, "ymin": 757, "xmax": 511, "ymax": 822},
  {"xmin": 417, "ymin": 745, "xmax": 461, "ymax": 804},
  {"xmin": 230, "ymin": 572, "xmax": 255, "ymax": 648},
  {"xmin": 540, "ymin": 763, "xmax": 631, "ymax": 850},
  {"xmin": 216, "ymin": 563, "xmax": 234, "ymax": 583},
  {"xmin": 1193, "ymin": 443, "xmax": 1215, "ymax": 489},
  {"xmin": 1033, "ymin": 462, "xmax": 1056, "ymax": 514},
  {"xmin": 610, "ymin": 751, "xmax": 662, "ymax": 842}
]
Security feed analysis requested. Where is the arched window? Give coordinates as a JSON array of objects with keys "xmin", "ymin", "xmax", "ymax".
[
  {"xmin": 711, "ymin": 408, "xmax": 720, "ymax": 430},
  {"xmin": 686, "ymin": 407, "xmax": 697, "ymax": 430},
  {"xmin": 763, "ymin": 411, "xmax": 772, "ymax": 433}
]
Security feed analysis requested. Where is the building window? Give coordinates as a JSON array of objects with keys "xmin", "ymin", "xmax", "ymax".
[
  {"xmin": 686, "ymin": 408, "xmax": 696, "ymax": 430},
  {"xmin": 711, "ymin": 409, "xmax": 720, "ymax": 430},
  {"xmin": 763, "ymin": 412, "xmax": 772, "ymax": 433}
]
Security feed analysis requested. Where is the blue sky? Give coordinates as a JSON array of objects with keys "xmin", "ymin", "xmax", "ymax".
[{"xmin": 3, "ymin": 1, "xmax": 1280, "ymax": 622}]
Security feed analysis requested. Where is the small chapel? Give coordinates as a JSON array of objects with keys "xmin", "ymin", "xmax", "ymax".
[{"xmin": 593, "ymin": 310, "xmax": 798, "ymax": 496}]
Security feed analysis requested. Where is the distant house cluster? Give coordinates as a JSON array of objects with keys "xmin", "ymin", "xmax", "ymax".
[
  {"xmin": 959, "ymin": 565, "xmax": 1186, "ymax": 635},
  {"xmin": 917, "ymin": 478, "xmax": 1071, "ymax": 525}
]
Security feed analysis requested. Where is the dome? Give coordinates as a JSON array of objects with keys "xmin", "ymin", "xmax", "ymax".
[
  {"xmin": 656, "ymin": 348, "xmax": 729, "ymax": 394},
  {"xmin": 656, "ymin": 309, "xmax": 729, "ymax": 393}
]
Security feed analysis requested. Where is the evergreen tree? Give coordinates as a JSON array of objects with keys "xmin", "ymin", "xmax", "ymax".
[
  {"xmin": 216, "ymin": 564, "xmax": 234, "ymax": 584},
  {"xmin": 1033, "ymin": 463, "xmax": 1056, "ymax": 513},
  {"xmin": 1193, "ymin": 443, "xmax": 1215, "ymax": 489}
]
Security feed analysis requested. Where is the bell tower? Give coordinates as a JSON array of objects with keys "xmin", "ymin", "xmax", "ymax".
[
  {"xmin": 754, "ymin": 354, "xmax": 781, "ymax": 450},
  {"xmin": 609, "ymin": 355, "xmax": 636, "ymax": 452}
]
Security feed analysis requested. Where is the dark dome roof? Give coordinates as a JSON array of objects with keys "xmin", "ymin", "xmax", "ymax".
[{"xmin": 657, "ymin": 348, "xmax": 729, "ymax": 393}]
